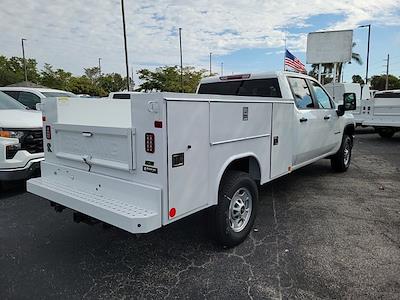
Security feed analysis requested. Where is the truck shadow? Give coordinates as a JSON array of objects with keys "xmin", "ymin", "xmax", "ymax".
[{"xmin": 0, "ymin": 180, "xmax": 27, "ymax": 199}]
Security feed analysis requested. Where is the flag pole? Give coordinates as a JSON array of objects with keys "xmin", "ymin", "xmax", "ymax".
[{"xmin": 283, "ymin": 32, "xmax": 287, "ymax": 71}]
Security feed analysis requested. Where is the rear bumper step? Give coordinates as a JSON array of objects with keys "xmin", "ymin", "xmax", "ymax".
[{"xmin": 28, "ymin": 175, "xmax": 161, "ymax": 234}]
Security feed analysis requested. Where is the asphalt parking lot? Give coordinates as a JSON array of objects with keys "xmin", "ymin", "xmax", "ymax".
[{"xmin": 1, "ymin": 131, "xmax": 399, "ymax": 300}]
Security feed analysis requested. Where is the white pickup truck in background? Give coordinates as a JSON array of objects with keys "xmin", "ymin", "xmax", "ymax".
[
  {"xmin": 27, "ymin": 71, "xmax": 356, "ymax": 247},
  {"xmin": 362, "ymin": 89, "xmax": 400, "ymax": 138},
  {"xmin": 0, "ymin": 91, "xmax": 43, "ymax": 185}
]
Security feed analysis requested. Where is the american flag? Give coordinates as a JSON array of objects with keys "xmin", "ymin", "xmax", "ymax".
[{"xmin": 284, "ymin": 49, "xmax": 306, "ymax": 73}]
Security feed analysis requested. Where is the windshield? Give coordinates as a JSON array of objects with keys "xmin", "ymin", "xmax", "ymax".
[
  {"xmin": 0, "ymin": 91, "xmax": 26, "ymax": 110},
  {"xmin": 41, "ymin": 92, "xmax": 75, "ymax": 97}
]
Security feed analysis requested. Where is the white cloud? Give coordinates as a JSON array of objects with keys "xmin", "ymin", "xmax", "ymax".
[{"xmin": 0, "ymin": 0, "xmax": 399, "ymax": 78}]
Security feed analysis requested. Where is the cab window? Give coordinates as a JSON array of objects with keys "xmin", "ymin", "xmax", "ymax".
[
  {"xmin": 309, "ymin": 81, "xmax": 333, "ymax": 109},
  {"xmin": 288, "ymin": 77, "xmax": 314, "ymax": 109},
  {"xmin": 18, "ymin": 91, "xmax": 41, "ymax": 109},
  {"xmin": 2, "ymin": 90, "xmax": 20, "ymax": 100}
]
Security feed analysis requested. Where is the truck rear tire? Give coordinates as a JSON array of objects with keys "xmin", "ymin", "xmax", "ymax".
[
  {"xmin": 377, "ymin": 128, "xmax": 395, "ymax": 139},
  {"xmin": 331, "ymin": 134, "xmax": 352, "ymax": 172},
  {"xmin": 214, "ymin": 171, "xmax": 258, "ymax": 247}
]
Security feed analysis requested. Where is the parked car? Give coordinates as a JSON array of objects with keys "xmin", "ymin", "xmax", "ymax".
[
  {"xmin": 0, "ymin": 87, "xmax": 75, "ymax": 110},
  {"xmin": 27, "ymin": 71, "xmax": 356, "ymax": 247},
  {"xmin": 362, "ymin": 89, "xmax": 400, "ymax": 138},
  {"xmin": 0, "ymin": 91, "xmax": 43, "ymax": 184}
]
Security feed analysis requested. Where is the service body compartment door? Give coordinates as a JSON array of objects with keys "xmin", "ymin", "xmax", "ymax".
[
  {"xmin": 167, "ymin": 101, "xmax": 209, "ymax": 220},
  {"xmin": 271, "ymin": 103, "xmax": 293, "ymax": 179},
  {"xmin": 53, "ymin": 123, "xmax": 135, "ymax": 173}
]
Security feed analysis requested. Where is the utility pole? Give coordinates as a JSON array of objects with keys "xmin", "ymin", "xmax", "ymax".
[
  {"xmin": 21, "ymin": 38, "xmax": 27, "ymax": 82},
  {"xmin": 121, "ymin": 0, "xmax": 130, "ymax": 91},
  {"xmin": 179, "ymin": 28, "xmax": 183, "ymax": 92},
  {"xmin": 385, "ymin": 54, "xmax": 390, "ymax": 90},
  {"xmin": 209, "ymin": 52, "xmax": 212, "ymax": 76},
  {"xmin": 359, "ymin": 24, "xmax": 371, "ymax": 84},
  {"xmin": 221, "ymin": 62, "xmax": 223, "ymax": 75},
  {"xmin": 131, "ymin": 66, "xmax": 134, "ymax": 90},
  {"xmin": 98, "ymin": 57, "xmax": 102, "ymax": 76}
]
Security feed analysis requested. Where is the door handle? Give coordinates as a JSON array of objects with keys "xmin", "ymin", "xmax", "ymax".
[
  {"xmin": 299, "ymin": 117, "xmax": 308, "ymax": 123},
  {"xmin": 324, "ymin": 115, "xmax": 331, "ymax": 120}
]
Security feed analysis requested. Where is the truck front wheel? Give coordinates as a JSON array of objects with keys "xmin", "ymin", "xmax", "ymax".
[
  {"xmin": 331, "ymin": 134, "xmax": 352, "ymax": 172},
  {"xmin": 214, "ymin": 171, "xmax": 258, "ymax": 247}
]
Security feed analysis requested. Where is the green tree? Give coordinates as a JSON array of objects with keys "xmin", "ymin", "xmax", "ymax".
[
  {"xmin": 65, "ymin": 76, "xmax": 102, "ymax": 96},
  {"xmin": 0, "ymin": 55, "xmax": 40, "ymax": 85},
  {"xmin": 40, "ymin": 63, "xmax": 72, "ymax": 89},
  {"xmin": 97, "ymin": 73, "xmax": 126, "ymax": 94},
  {"xmin": 370, "ymin": 74, "xmax": 400, "ymax": 91},
  {"xmin": 137, "ymin": 66, "xmax": 208, "ymax": 92},
  {"xmin": 84, "ymin": 66, "xmax": 101, "ymax": 84},
  {"xmin": 352, "ymin": 74, "xmax": 364, "ymax": 85}
]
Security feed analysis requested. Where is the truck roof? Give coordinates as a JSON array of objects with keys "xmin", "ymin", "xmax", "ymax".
[
  {"xmin": 0, "ymin": 86, "xmax": 72, "ymax": 93},
  {"xmin": 199, "ymin": 71, "xmax": 311, "ymax": 84}
]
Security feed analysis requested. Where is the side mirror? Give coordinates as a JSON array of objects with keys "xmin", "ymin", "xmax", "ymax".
[
  {"xmin": 343, "ymin": 92, "xmax": 356, "ymax": 110},
  {"xmin": 337, "ymin": 104, "xmax": 345, "ymax": 116}
]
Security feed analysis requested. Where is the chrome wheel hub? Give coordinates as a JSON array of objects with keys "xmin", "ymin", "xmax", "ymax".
[
  {"xmin": 229, "ymin": 187, "xmax": 252, "ymax": 233},
  {"xmin": 344, "ymin": 140, "xmax": 351, "ymax": 166}
]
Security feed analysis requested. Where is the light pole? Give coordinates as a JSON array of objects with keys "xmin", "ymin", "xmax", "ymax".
[
  {"xmin": 385, "ymin": 54, "xmax": 390, "ymax": 90},
  {"xmin": 179, "ymin": 28, "xmax": 183, "ymax": 92},
  {"xmin": 21, "ymin": 38, "xmax": 27, "ymax": 82},
  {"xmin": 359, "ymin": 24, "xmax": 371, "ymax": 85},
  {"xmin": 98, "ymin": 57, "xmax": 102, "ymax": 76},
  {"xmin": 121, "ymin": 0, "xmax": 130, "ymax": 91},
  {"xmin": 209, "ymin": 52, "xmax": 212, "ymax": 76},
  {"xmin": 221, "ymin": 62, "xmax": 223, "ymax": 75}
]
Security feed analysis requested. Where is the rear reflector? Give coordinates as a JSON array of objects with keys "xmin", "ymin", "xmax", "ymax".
[
  {"xmin": 220, "ymin": 74, "xmax": 251, "ymax": 81},
  {"xmin": 46, "ymin": 125, "xmax": 51, "ymax": 140},
  {"xmin": 154, "ymin": 121, "xmax": 162, "ymax": 128},
  {"xmin": 145, "ymin": 133, "xmax": 155, "ymax": 153}
]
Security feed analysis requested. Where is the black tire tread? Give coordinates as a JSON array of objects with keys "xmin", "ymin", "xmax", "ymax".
[
  {"xmin": 215, "ymin": 170, "xmax": 258, "ymax": 248},
  {"xmin": 331, "ymin": 134, "xmax": 352, "ymax": 172}
]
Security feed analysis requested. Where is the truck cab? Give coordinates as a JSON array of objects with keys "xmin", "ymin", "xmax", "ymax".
[{"xmin": 197, "ymin": 72, "xmax": 355, "ymax": 167}]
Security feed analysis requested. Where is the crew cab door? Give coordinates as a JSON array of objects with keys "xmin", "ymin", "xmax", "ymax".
[
  {"xmin": 308, "ymin": 79, "xmax": 340, "ymax": 154},
  {"xmin": 288, "ymin": 77, "xmax": 326, "ymax": 165}
]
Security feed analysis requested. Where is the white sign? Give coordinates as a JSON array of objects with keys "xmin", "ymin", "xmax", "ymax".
[{"xmin": 307, "ymin": 30, "xmax": 353, "ymax": 64}]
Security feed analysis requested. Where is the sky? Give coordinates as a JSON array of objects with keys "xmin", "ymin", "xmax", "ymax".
[{"xmin": 1, "ymin": 0, "xmax": 400, "ymax": 84}]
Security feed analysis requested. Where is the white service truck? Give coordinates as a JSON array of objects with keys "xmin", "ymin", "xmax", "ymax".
[
  {"xmin": 362, "ymin": 89, "xmax": 400, "ymax": 138},
  {"xmin": 27, "ymin": 72, "xmax": 356, "ymax": 247},
  {"xmin": 324, "ymin": 82, "xmax": 371, "ymax": 126}
]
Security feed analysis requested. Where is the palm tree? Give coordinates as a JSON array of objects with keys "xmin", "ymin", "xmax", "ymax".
[{"xmin": 309, "ymin": 43, "xmax": 362, "ymax": 83}]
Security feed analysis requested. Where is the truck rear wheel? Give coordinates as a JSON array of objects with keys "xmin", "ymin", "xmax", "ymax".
[
  {"xmin": 331, "ymin": 134, "xmax": 352, "ymax": 172},
  {"xmin": 377, "ymin": 128, "xmax": 395, "ymax": 139},
  {"xmin": 214, "ymin": 171, "xmax": 258, "ymax": 247}
]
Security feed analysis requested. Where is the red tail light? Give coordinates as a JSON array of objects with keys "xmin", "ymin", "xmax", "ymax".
[
  {"xmin": 46, "ymin": 125, "xmax": 51, "ymax": 139},
  {"xmin": 145, "ymin": 133, "xmax": 155, "ymax": 153}
]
